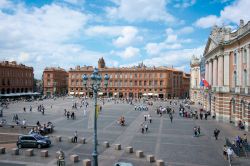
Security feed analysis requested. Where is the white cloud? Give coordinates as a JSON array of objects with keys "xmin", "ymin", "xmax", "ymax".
[
  {"xmin": 174, "ymin": 0, "xmax": 196, "ymax": 8},
  {"xmin": 85, "ymin": 26, "xmax": 142, "ymax": 47},
  {"xmin": 63, "ymin": 0, "xmax": 85, "ymax": 5},
  {"xmin": 195, "ymin": 0, "xmax": 250, "ymax": 28},
  {"xmin": 0, "ymin": 2, "xmax": 95, "ymax": 78},
  {"xmin": 195, "ymin": 15, "xmax": 220, "ymax": 28},
  {"xmin": 106, "ymin": 0, "xmax": 175, "ymax": 22},
  {"xmin": 177, "ymin": 26, "xmax": 194, "ymax": 34},
  {"xmin": 85, "ymin": 26, "xmax": 122, "ymax": 36},
  {"xmin": 112, "ymin": 46, "xmax": 140, "ymax": 59},
  {"xmin": 145, "ymin": 27, "xmax": 192, "ymax": 55},
  {"xmin": 18, "ymin": 52, "xmax": 30, "ymax": 62},
  {"xmin": 124, "ymin": 45, "xmax": 204, "ymax": 72},
  {"xmin": 0, "ymin": 0, "xmax": 13, "ymax": 9},
  {"xmin": 112, "ymin": 26, "xmax": 143, "ymax": 47}
]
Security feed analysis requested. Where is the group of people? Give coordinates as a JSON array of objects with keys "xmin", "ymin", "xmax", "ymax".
[
  {"xmin": 193, "ymin": 126, "xmax": 201, "ymax": 137},
  {"xmin": 141, "ymin": 114, "xmax": 152, "ymax": 134},
  {"xmin": 64, "ymin": 109, "xmax": 75, "ymax": 120},
  {"xmin": 29, "ymin": 121, "xmax": 54, "ymax": 135}
]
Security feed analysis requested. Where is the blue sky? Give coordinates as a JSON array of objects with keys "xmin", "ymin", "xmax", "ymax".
[{"xmin": 0, "ymin": 0, "xmax": 249, "ymax": 79}]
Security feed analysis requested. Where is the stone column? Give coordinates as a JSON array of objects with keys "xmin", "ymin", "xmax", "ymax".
[
  {"xmin": 248, "ymin": 44, "xmax": 250, "ymax": 86},
  {"xmin": 209, "ymin": 59, "xmax": 213, "ymax": 86},
  {"xmin": 224, "ymin": 52, "xmax": 230, "ymax": 86},
  {"xmin": 213, "ymin": 57, "xmax": 218, "ymax": 86},
  {"xmin": 218, "ymin": 55, "xmax": 224, "ymax": 87},
  {"xmin": 237, "ymin": 48, "xmax": 242, "ymax": 86},
  {"xmin": 205, "ymin": 62, "xmax": 209, "ymax": 81}
]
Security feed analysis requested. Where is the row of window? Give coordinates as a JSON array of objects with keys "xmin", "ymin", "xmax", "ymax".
[
  {"xmin": 69, "ymin": 80, "xmax": 166, "ymax": 86},
  {"xmin": 69, "ymin": 88, "xmax": 164, "ymax": 92},
  {"xmin": 1, "ymin": 79, "xmax": 32, "ymax": 86},
  {"xmin": 233, "ymin": 48, "xmax": 248, "ymax": 65},
  {"xmin": 70, "ymin": 73, "xmax": 169, "ymax": 79},
  {"xmin": 0, "ymin": 70, "xmax": 32, "ymax": 77}
]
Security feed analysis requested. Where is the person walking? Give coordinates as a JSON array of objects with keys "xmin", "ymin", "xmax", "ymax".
[
  {"xmin": 214, "ymin": 128, "xmax": 220, "ymax": 140},
  {"xmin": 227, "ymin": 147, "xmax": 234, "ymax": 166},
  {"xmin": 141, "ymin": 123, "xmax": 144, "ymax": 134},
  {"xmin": 73, "ymin": 131, "xmax": 78, "ymax": 143},
  {"xmin": 148, "ymin": 115, "xmax": 152, "ymax": 123},
  {"xmin": 145, "ymin": 124, "xmax": 148, "ymax": 132},
  {"xmin": 169, "ymin": 113, "xmax": 173, "ymax": 123}
]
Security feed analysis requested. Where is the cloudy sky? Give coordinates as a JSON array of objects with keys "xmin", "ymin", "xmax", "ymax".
[{"xmin": 0, "ymin": 0, "xmax": 249, "ymax": 79}]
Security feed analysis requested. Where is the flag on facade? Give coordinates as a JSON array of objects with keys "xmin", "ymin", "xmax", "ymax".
[
  {"xmin": 202, "ymin": 79, "xmax": 209, "ymax": 87},
  {"xmin": 200, "ymin": 80, "xmax": 204, "ymax": 86}
]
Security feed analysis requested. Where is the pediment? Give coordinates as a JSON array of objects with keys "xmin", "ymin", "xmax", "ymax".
[{"xmin": 203, "ymin": 37, "xmax": 218, "ymax": 55}]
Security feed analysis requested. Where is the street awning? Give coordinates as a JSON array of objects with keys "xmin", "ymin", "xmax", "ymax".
[
  {"xmin": 114, "ymin": 93, "xmax": 117, "ymax": 95},
  {"xmin": 98, "ymin": 92, "xmax": 103, "ymax": 95},
  {"xmin": 148, "ymin": 93, "xmax": 153, "ymax": 95},
  {"xmin": 143, "ymin": 93, "xmax": 147, "ymax": 96},
  {"xmin": 79, "ymin": 92, "xmax": 84, "ymax": 94},
  {"xmin": 69, "ymin": 92, "xmax": 74, "ymax": 95},
  {"xmin": 154, "ymin": 93, "xmax": 158, "ymax": 96}
]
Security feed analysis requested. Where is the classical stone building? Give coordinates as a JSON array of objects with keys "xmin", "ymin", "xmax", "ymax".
[
  {"xmin": 190, "ymin": 55, "xmax": 202, "ymax": 103},
  {"xmin": 202, "ymin": 20, "xmax": 250, "ymax": 131},
  {"xmin": 68, "ymin": 58, "xmax": 190, "ymax": 99},
  {"xmin": 0, "ymin": 61, "xmax": 34, "ymax": 95},
  {"xmin": 43, "ymin": 67, "xmax": 68, "ymax": 96}
]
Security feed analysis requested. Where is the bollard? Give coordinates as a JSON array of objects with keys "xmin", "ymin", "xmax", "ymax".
[
  {"xmin": 146, "ymin": 155, "xmax": 155, "ymax": 162},
  {"xmin": 103, "ymin": 141, "xmax": 109, "ymax": 148},
  {"xmin": 80, "ymin": 137, "xmax": 86, "ymax": 144},
  {"xmin": 114, "ymin": 144, "xmax": 121, "ymax": 150},
  {"xmin": 125, "ymin": 146, "xmax": 133, "ymax": 153},
  {"xmin": 83, "ymin": 159, "xmax": 91, "ymax": 166},
  {"xmin": 11, "ymin": 148, "xmax": 19, "ymax": 155},
  {"xmin": 0, "ymin": 147, "xmax": 5, "ymax": 154},
  {"xmin": 68, "ymin": 137, "xmax": 74, "ymax": 143},
  {"xmin": 41, "ymin": 150, "xmax": 48, "ymax": 157},
  {"xmin": 25, "ymin": 149, "xmax": 34, "ymax": 156},
  {"xmin": 156, "ymin": 160, "xmax": 165, "ymax": 166},
  {"xmin": 136, "ymin": 150, "xmax": 143, "ymax": 158},
  {"xmin": 55, "ymin": 136, "xmax": 62, "ymax": 142},
  {"xmin": 70, "ymin": 154, "xmax": 79, "ymax": 163}
]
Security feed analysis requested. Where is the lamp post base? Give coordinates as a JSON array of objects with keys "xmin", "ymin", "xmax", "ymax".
[{"xmin": 92, "ymin": 152, "xmax": 98, "ymax": 166}]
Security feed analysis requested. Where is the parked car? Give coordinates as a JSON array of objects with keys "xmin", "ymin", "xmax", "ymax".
[
  {"xmin": 17, "ymin": 134, "xmax": 51, "ymax": 149},
  {"xmin": 114, "ymin": 162, "xmax": 133, "ymax": 166}
]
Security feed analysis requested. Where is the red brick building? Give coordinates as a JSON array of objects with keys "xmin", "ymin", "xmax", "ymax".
[
  {"xmin": 43, "ymin": 67, "xmax": 68, "ymax": 96},
  {"xmin": 68, "ymin": 58, "xmax": 190, "ymax": 99},
  {"xmin": 0, "ymin": 61, "xmax": 34, "ymax": 95}
]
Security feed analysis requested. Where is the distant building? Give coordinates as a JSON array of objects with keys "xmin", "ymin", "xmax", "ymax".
[
  {"xmin": 202, "ymin": 20, "xmax": 250, "ymax": 131},
  {"xmin": 190, "ymin": 55, "xmax": 201, "ymax": 103},
  {"xmin": 43, "ymin": 67, "xmax": 68, "ymax": 96},
  {"xmin": 0, "ymin": 61, "xmax": 34, "ymax": 95},
  {"xmin": 68, "ymin": 58, "xmax": 190, "ymax": 99}
]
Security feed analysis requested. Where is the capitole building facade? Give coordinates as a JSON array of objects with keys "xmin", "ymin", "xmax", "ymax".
[
  {"xmin": 191, "ymin": 20, "xmax": 250, "ymax": 131},
  {"xmin": 68, "ymin": 57, "xmax": 190, "ymax": 99}
]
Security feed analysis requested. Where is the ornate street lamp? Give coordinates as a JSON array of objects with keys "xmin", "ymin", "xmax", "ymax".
[{"xmin": 82, "ymin": 68, "xmax": 109, "ymax": 166}]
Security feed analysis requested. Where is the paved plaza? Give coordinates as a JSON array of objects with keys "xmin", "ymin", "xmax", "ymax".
[{"xmin": 0, "ymin": 98, "xmax": 249, "ymax": 166}]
